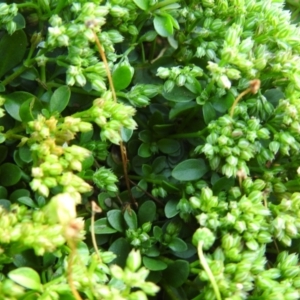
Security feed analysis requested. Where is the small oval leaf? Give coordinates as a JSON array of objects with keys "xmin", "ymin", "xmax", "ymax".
[
  {"xmin": 154, "ymin": 14, "xmax": 173, "ymax": 37},
  {"xmin": 112, "ymin": 65, "xmax": 133, "ymax": 91},
  {"xmin": 8, "ymin": 267, "xmax": 41, "ymax": 290},
  {"xmin": 172, "ymin": 159, "xmax": 208, "ymax": 181},
  {"xmin": 143, "ymin": 256, "xmax": 168, "ymax": 271},
  {"xmin": 0, "ymin": 163, "xmax": 22, "ymax": 186},
  {"xmin": 107, "ymin": 209, "xmax": 125, "ymax": 232},
  {"xmin": 124, "ymin": 209, "xmax": 138, "ymax": 230},
  {"xmin": 49, "ymin": 86, "xmax": 70, "ymax": 113}
]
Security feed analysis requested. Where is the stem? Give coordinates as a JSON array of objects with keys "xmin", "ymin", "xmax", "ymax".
[
  {"xmin": 198, "ymin": 242, "xmax": 222, "ymax": 300},
  {"xmin": 67, "ymin": 240, "xmax": 83, "ymax": 300},
  {"xmin": 1, "ymin": 65, "xmax": 29, "ymax": 86},
  {"xmin": 91, "ymin": 201, "xmax": 102, "ymax": 261}
]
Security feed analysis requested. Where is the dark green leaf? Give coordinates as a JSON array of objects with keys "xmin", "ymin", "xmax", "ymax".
[
  {"xmin": 0, "ymin": 163, "xmax": 22, "ymax": 186},
  {"xmin": 184, "ymin": 77, "xmax": 202, "ymax": 94},
  {"xmin": 0, "ymin": 186, "xmax": 8, "ymax": 199},
  {"xmin": 154, "ymin": 14, "xmax": 173, "ymax": 37},
  {"xmin": 212, "ymin": 92, "xmax": 234, "ymax": 113},
  {"xmin": 168, "ymin": 237, "xmax": 188, "ymax": 252},
  {"xmin": 0, "ymin": 30, "xmax": 27, "ymax": 78},
  {"xmin": 109, "ymin": 238, "xmax": 130, "ymax": 267},
  {"xmin": 169, "ymin": 102, "xmax": 197, "ymax": 119},
  {"xmin": 92, "ymin": 218, "xmax": 117, "ymax": 234},
  {"xmin": 8, "ymin": 267, "xmax": 41, "ymax": 290},
  {"xmin": 133, "ymin": 0, "xmax": 149, "ymax": 10},
  {"xmin": 9, "ymin": 189, "xmax": 30, "ymax": 202},
  {"xmin": 172, "ymin": 243, "xmax": 197, "ymax": 259},
  {"xmin": 203, "ymin": 102, "xmax": 216, "ymax": 124},
  {"xmin": 4, "ymin": 92, "xmax": 35, "ymax": 121},
  {"xmin": 162, "ymin": 260, "xmax": 189, "ymax": 287},
  {"xmin": 131, "ymin": 179, "xmax": 148, "ymax": 198},
  {"xmin": 112, "ymin": 65, "xmax": 133, "ymax": 91},
  {"xmin": 212, "ymin": 177, "xmax": 235, "ymax": 193},
  {"xmin": 0, "ymin": 199, "xmax": 10, "ymax": 210},
  {"xmin": 162, "ymin": 86, "xmax": 196, "ymax": 102},
  {"xmin": 152, "ymin": 156, "xmax": 167, "ymax": 174},
  {"xmin": 165, "ymin": 199, "xmax": 179, "ymax": 218},
  {"xmin": 49, "ymin": 86, "xmax": 70, "ymax": 113},
  {"xmin": 142, "ymin": 164, "xmax": 152, "ymax": 176},
  {"xmin": 264, "ymin": 88, "xmax": 284, "ymax": 107},
  {"xmin": 138, "ymin": 200, "xmax": 156, "ymax": 224},
  {"xmin": 107, "ymin": 209, "xmax": 125, "ymax": 232},
  {"xmin": 138, "ymin": 143, "xmax": 152, "ymax": 158},
  {"xmin": 124, "ymin": 209, "xmax": 138, "ymax": 230},
  {"xmin": 172, "ymin": 159, "xmax": 208, "ymax": 181},
  {"xmin": 157, "ymin": 139, "xmax": 180, "ymax": 154},
  {"xmin": 143, "ymin": 257, "xmax": 168, "ymax": 271},
  {"xmin": 0, "ymin": 145, "xmax": 8, "ymax": 164},
  {"xmin": 153, "ymin": 226, "xmax": 163, "ymax": 240},
  {"xmin": 139, "ymin": 130, "xmax": 152, "ymax": 143},
  {"xmin": 14, "ymin": 13, "xmax": 26, "ymax": 30}
]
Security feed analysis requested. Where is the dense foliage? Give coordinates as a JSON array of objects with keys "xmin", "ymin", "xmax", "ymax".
[{"xmin": 1, "ymin": 0, "xmax": 300, "ymax": 299}]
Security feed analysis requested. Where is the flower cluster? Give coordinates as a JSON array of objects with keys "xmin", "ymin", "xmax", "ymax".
[
  {"xmin": 156, "ymin": 65, "xmax": 203, "ymax": 92},
  {"xmin": 0, "ymin": 3, "xmax": 18, "ymax": 34},
  {"xmin": 196, "ymin": 115, "xmax": 270, "ymax": 177},
  {"xmin": 28, "ymin": 115, "xmax": 92, "ymax": 197}
]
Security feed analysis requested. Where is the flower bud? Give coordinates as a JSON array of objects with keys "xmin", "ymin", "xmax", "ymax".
[{"xmin": 126, "ymin": 249, "xmax": 141, "ymax": 272}]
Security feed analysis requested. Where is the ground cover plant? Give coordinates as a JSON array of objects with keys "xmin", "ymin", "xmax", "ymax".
[{"xmin": 1, "ymin": 0, "xmax": 300, "ymax": 299}]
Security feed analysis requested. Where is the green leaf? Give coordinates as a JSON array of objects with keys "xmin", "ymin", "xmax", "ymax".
[
  {"xmin": 109, "ymin": 238, "xmax": 130, "ymax": 267},
  {"xmin": 152, "ymin": 156, "xmax": 167, "ymax": 174},
  {"xmin": 212, "ymin": 92, "xmax": 234, "ymax": 113},
  {"xmin": 165, "ymin": 199, "xmax": 179, "ymax": 218},
  {"xmin": 49, "ymin": 86, "xmax": 70, "ymax": 113},
  {"xmin": 264, "ymin": 88, "xmax": 284, "ymax": 107},
  {"xmin": 169, "ymin": 102, "xmax": 197, "ymax": 119},
  {"xmin": 131, "ymin": 179, "xmax": 148, "ymax": 198},
  {"xmin": 157, "ymin": 139, "xmax": 180, "ymax": 154},
  {"xmin": 124, "ymin": 209, "xmax": 138, "ymax": 230},
  {"xmin": 9, "ymin": 189, "xmax": 30, "ymax": 202},
  {"xmin": 0, "ymin": 186, "xmax": 8, "ymax": 199},
  {"xmin": 0, "ymin": 30, "xmax": 27, "ymax": 79},
  {"xmin": 14, "ymin": 13, "xmax": 26, "ymax": 30},
  {"xmin": 139, "ymin": 130, "xmax": 152, "ymax": 143},
  {"xmin": 138, "ymin": 200, "xmax": 156, "ymax": 224},
  {"xmin": 162, "ymin": 86, "xmax": 196, "ymax": 102},
  {"xmin": 0, "ymin": 199, "xmax": 10, "ymax": 210},
  {"xmin": 92, "ymin": 218, "xmax": 117, "ymax": 234},
  {"xmin": 143, "ymin": 257, "xmax": 168, "ymax": 271},
  {"xmin": 107, "ymin": 209, "xmax": 125, "ymax": 232},
  {"xmin": 121, "ymin": 127, "xmax": 133, "ymax": 142},
  {"xmin": 0, "ymin": 163, "xmax": 22, "ymax": 186},
  {"xmin": 17, "ymin": 196, "xmax": 37, "ymax": 208},
  {"xmin": 133, "ymin": 0, "xmax": 149, "ymax": 10},
  {"xmin": 162, "ymin": 260, "xmax": 189, "ymax": 287},
  {"xmin": 168, "ymin": 237, "xmax": 188, "ymax": 252},
  {"xmin": 19, "ymin": 97, "xmax": 44, "ymax": 122},
  {"xmin": 203, "ymin": 102, "xmax": 216, "ymax": 124},
  {"xmin": 212, "ymin": 177, "xmax": 235, "ymax": 193},
  {"xmin": 19, "ymin": 145, "xmax": 33, "ymax": 163},
  {"xmin": 138, "ymin": 143, "xmax": 152, "ymax": 158},
  {"xmin": 112, "ymin": 65, "xmax": 133, "ymax": 91},
  {"xmin": 4, "ymin": 92, "xmax": 35, "ymax": 121},
  {"xmin": 154, "ymin": 14, "xmax": 173, "ymax": 37},
  {"xmin": 0, "ymin": 146, "xmax": 8, "ymax": 164},
  {"xmin": 8, "ymin": 267, "xmax": 41, "ymax": 291},
  {"xmin": 153, "ymin": 226, "xmax": 163, "ymax": 240},
  {"xmin": 172, "ymin": 159, "xmax": 208, "ymax": 181},
  {"xmin": 172, "ymin": 243, "xmax": 197, "ymax": 259}
]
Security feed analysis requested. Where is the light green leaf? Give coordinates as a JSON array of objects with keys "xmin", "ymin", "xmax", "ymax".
[
  {"xmin": 133, "ymin": 0, "xmax": 149, "ymax": 10},
  {"xmin": 8, "ymin": 267, "xmax": 41, "ymax": 290},
  {"xmin": 112, "ymin": 65, "xmax": 133, "ymax": 91},
  {"xmin": 154, "ymin": 14, "xmax": 173, "ymax": 37},
  {"xmin": 165, "ymin": 200, "xmax": 179, "ymax": 218}
]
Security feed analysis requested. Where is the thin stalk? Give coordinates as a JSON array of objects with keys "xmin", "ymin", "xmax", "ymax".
[{"xmin": 198, "ymin": 242, "xmax": 222, "ymax": 300}]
